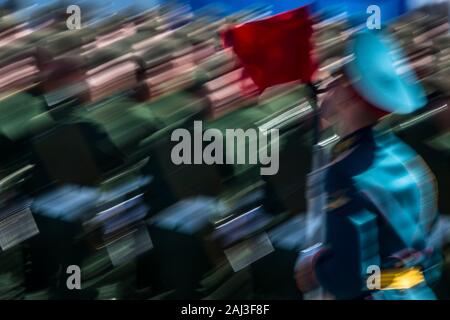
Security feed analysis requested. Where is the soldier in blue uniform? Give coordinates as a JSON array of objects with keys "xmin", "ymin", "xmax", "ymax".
[{"xmin": 295, "ymin": 30, "xmax": 443, "ymax": 300}]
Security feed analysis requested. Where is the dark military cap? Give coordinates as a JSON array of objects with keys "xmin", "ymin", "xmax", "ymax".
[{"xmin": 39, "ymin": 29, "xmax": 96, "ymax": 58}]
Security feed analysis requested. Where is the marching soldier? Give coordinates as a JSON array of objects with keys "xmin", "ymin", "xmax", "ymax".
[{"xmin": 295, "ymin": 30, "xmax": 443, "ymax": 300}]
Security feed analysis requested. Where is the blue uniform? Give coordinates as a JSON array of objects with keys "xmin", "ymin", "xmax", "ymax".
[{"xmin": 313, "ymin": 125, "xmax": 442, "ymax": 299}]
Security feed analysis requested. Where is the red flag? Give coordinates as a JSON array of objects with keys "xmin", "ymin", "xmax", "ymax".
[{"xmin": 222, "ymin": 6, "xmax": 318, "ymax": 93}]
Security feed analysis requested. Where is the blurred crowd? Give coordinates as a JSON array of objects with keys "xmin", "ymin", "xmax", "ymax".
[{"xmin": 0, "ymin": 0, "xmax": 449, "ymax": 299}]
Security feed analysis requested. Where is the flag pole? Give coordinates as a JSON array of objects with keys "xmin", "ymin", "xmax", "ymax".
[
  {"xmin": 306, "ymin": 82, "xmax": 321, "ymax": 145},
  {"xmin": 303, "ymin": 81, "xmax": 329, "ymax": 300},
  {"xmin": 304, "ymin": 81, "xmax": 327, "ymax": 245}
]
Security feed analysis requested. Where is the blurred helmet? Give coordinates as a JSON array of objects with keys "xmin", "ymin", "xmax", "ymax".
[{"xmin": 345, "ymin": 30, "xmax": 427, "ymax": 114}]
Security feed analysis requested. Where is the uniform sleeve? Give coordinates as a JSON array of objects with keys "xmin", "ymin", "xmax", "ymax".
[{"xmin": 313, "ymin": 192, "xmax": 380, "ymax": 299}]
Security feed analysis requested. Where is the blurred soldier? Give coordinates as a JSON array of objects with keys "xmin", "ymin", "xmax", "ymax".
[{"xmin": 295, "ymin": 30, "xmax": 442, "ymax": 300}]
